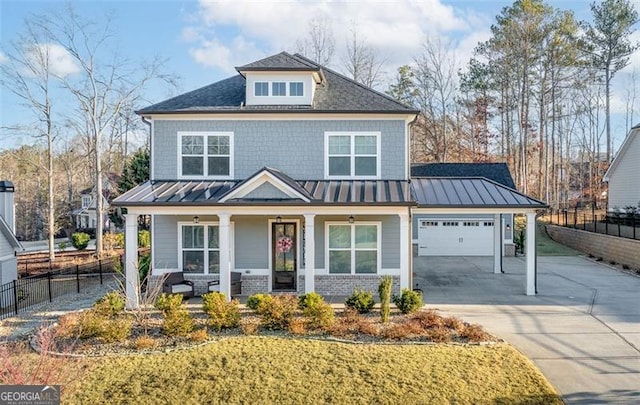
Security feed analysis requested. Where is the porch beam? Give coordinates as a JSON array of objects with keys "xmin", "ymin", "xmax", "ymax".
[
  {"xmin": 526, "ymin": 212, "xmax": 536, "ymax": 295},
  {"xmin": 124, "ymin": 214, "xmax": 139, "ymax": 309},
  {"xmin": 399, "ymin": 212, "xmax": 410, "ymax": 290},
  {"xmin": 303, "ymin": 214, "xmax": 315, "ymax": 294},
  {"xmin": 493, "ymin": 214, "xmax": 502, "ymax": 274},
  {"xmin": 219, "ymin": 213, "xmax": 231, "ymax": 301}
]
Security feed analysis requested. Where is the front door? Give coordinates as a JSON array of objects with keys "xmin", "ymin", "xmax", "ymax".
[{"xmin": 272, "ymin": 222, "xmax": 296, "ymax": 291}]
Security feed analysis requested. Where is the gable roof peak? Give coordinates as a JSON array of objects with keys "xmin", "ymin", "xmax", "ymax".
[{"xmin": 236, "ymin": 51, "xmax": 320, "ymax": 73}]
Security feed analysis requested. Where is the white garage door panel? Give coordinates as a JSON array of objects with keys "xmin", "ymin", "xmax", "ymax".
[{"xmin": 418, "ymin": 219, "xmax": 494, "ymax": 256}]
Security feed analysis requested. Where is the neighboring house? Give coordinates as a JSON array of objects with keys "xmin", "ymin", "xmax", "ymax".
[
  {"xmin": 73, "ymin": 173, "xmax": 120, "ymax": 231},
  {"xmin": 603, "ymin": 124, "xmax": 640, "ymax": 212},
  {"xmin": 114, "ymin": 52, "xmax": 546, "ymax": 304},
  {"xmin": 0, "ymin": 181, "xmax": 23, "ymax": 285},
  {"xmin": 411, "ymin": 163, "xmax": 516, "ymax": 256}
]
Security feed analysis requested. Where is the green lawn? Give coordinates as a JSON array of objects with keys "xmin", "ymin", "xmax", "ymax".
[
  {"xmin": 64, "ymin": 337, "xmax": 561, "ymax": 404},
  {"xmin": 536, "ymin": 221, "xmax": 579, "ymax": 256}
]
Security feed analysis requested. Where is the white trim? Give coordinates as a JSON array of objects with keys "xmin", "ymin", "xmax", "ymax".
[
  {"xmin": 177, "ymin": 131, "xmax": 234, "ymax": 180},
  {"xmin": 325, "ymin": 221, "xmax": 382, "ymax": 275},
  {"xmin": 412, "ymin": 207, "xmax": 541, "ymax": 215},
  {"xmin": 268, "ymin": 218, "xmax": 301, "ymax": 292},
  {"xmin": 603, "ymin": 126, "xmax": 639, "ymax": 181},
  {"xmin": 324, "ymin": 131, "xmax": 381, "ymax": 179},
  {"xmin": 143, "ymin": 113, "xmax": 416, "ymax": 121},
  {"xmin": 177, "ymin": 221, "xmax": 234, "ymax": 275},
  {"xmin": 150, "ymin": 214, "xmax": 155, "ymax": 272},
  {"xmin": 125, "ymin": 205, "xmax": 408, "ymax": 217},
  {"xmin": 0, "ymin": 254, "xmax": 17, "ymax": 262},
  {"xmin": 150, "ymin": 119, "xmax": 155, "ymax": 180},
  {"xmin": 219, "ymin": 170, "xmax": 310, "ymax": 203}
]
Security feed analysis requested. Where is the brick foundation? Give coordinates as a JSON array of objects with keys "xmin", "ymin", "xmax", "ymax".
[
  {"xmin": 546, "ymin": 225, "xmax": 640, "ymax": 269},
  {"xmin": 315, "ymin": 275, "xmax": 400, "ymax": 296}
]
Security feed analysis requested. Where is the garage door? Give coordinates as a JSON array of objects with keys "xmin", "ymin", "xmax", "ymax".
[{"xmin": 418, "ymin": 219, "xmax": 494, "ymax": 256}]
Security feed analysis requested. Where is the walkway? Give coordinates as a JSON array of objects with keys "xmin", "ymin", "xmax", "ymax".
[{"xmin": 414, "ymin": 255, "xmax": 640, "ymax": 404}]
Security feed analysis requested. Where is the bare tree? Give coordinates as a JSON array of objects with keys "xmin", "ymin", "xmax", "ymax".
[
  {"xmin": 295, "ymin": 16, "xmax": 335, "ymax": 66},
  {"xmin": 0, "ymin": 17, "xmax": 64, "ymax": 261},
  {"xmin": 342, "ymin": 24, "xmax": 385, "ymax": 88}
]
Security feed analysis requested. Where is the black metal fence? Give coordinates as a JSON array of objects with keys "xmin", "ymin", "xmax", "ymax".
[
  {"xmin": 0, "ymin": 255, "xmax": 123, "ymax": 320},
  {"xmin": 545, "ymin": 208, "xmax": 640, "ymax": 241}
]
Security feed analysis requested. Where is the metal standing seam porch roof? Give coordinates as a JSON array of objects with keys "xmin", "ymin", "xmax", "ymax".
[{"xmin": 411, "ymin": 177, "xmax": 547, "ymax": 209}]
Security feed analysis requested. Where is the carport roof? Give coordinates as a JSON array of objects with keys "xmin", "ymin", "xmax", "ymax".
[{"xmin": 411, "ymin": 177, "xmax": 547, "ymax": 209}]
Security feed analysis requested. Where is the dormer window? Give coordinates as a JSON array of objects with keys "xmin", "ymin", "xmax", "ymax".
[
  {"xmin": 255, "ymin": 82, "xmax": 269, "ymax": 96},
  {"xmin": 272, "ymin": 82, "xmax": 286, "ymax": 96},
  {"xmin": 290, "ymin": 82, "xmax": 304, "ymax": 96}
]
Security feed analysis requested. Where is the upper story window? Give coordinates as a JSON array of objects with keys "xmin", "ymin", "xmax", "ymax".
[
  {"xmin": 81, "ymin": 196, "xmax": 91, "ymax": 208},
  {"xmin": 289, "ymin": 82, "xmax": 304, "ymax": 96},
  {"xmin": 272, "ymin": 82, "xmax": 286, "ymax": 96},
  {"xmin": 255, "ymin": 82, "xmax": 269, "ymax": 96},
  {"xmin": 179, "ymin": 132, "xmax": 233, "ymax": 179},
  {"xmin": 325, "ymin": 132, "xmax": 380, "ymax": 178}
]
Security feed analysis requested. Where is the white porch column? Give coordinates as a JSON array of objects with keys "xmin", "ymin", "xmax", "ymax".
[
  {"xmin": 218, "ymin": 213, "xmax": 231, "ymax": 300},
  {"xmin": 303, "ymin": 214, "xmax": 315, "ymax": 294},
  {"xmin": 399, "ymin": 213, "xmax": 410, "ymax": 290},
  {"xmin": 526, "ymin": 212, "xmax": 537, "ymax": 296},
  {"xmin": 124, "ymin": 214, "xmax": 139, "ymax": 309},
  {"xmin": 493, "ymin": 214, "xmax": 502, "ymax": 274}
]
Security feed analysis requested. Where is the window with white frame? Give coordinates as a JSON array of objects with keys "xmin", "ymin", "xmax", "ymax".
[
  {"xmin": 272, "ymin": 82, "xmax": 286, "ymax": 96},
  {"xmin": 326, "ymin": 132, "xmax": 379, "ymax": 178},
  {"xmin": 255, "ymin": 82, "xmax": 269, "ymax": 96},
  {"xmin": 289, "ymin": 82, "xmax": 303, "ymax": 96},
  {"xmin": 181, "ymin": 224, "xmax": 220, "ymax": 274},
  {"xmin": 327, "ymin": 223, "xmax": 379, "ymax": 274},
  {"xmin": 179, "ymin": 132, "xmax": 232, "ymax": 178},
  {"xmin": 81, "ymin": 196, "xmax": 91, "ymax": 208}
]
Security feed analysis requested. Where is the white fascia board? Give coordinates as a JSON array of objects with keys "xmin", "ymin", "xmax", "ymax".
[
  {"xmin": 603, "ymin": 127, "xmax": 638, "ymax": 182},
  {"xmin": 142, "ymin": 113, "xmax": 416, "ymax": 121},
  {"xmin": 124, "ymin": 205, "xmax": 409, "ymax": 217},
  {"xmin": 411, "ymin": 207, "xmax": 542, "ymax": 215},
  {"xmin": 219, "ymin": 171, "xmax": 310, "ymax": 203}
]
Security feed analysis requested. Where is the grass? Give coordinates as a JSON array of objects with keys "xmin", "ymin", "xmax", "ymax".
[
  {"xmin": 62, "ymin": 337, "xmax": 561, "ymax": 404},
  {"xmin": 536, "ymin": 221, "xmax": 579, "ymax": 256}
]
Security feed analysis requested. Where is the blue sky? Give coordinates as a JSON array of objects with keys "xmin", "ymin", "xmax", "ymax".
[{"xmin": 0, "ymin": 0, "xmax": 637, "ymax": 150}]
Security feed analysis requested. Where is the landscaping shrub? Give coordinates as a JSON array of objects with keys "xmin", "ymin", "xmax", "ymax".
[
  {"xmin": 345, "ymin": 289, "xmax": 375, "ymax": 314},
  {"xmin": 425, "ymin": 326, "xmax": 453, "ymax": 343},
  {"xmin": 57, "ymin": 241, "xmax": 69, "ymax": 251},
  {"xmin": 392, "ymin": 289, "xmax": 423, "ymax": 314},
  {"xmin": 155, "ymin": 293, "xmax": 184, "ymax": 314},
  {"xmin": 379, "ymin": 321, "xmax": 423, "ymax": 340},
  {"xmin": 298, "ymin": 293, "xmax": 334, "ymax": 329},
  {"xmin": 202, "ymin": 292, "xmax": 241, "ymax": 331},
  {"xmin": 255, "ymin": 294, "xmax": 298, "ymax": 330},
  {"xmin": 134, "ymin": 335, "xmax": 157, "ymax": 350},
  {"xmin": 327, "ymin": 308, "xmax": 377, "ymax": 338},
  {"xmin": 189, "ymin": 329, "xmax": 209, "ymax": 342},
  {"xmin": 240, "ymin": 318, "xmax": 260, "ymax": 335},
  {"xmin": 138, "ymin": 230, "xmax": 151, "ymax": 248},
  {"xmin": 76, "ymin": 310, "xmax": 106, "ymax": 339},
  {"xmin": 378, "ymin": 276, "xmax": 392, "ymax": 323},
  {"xmin": 162, "ymin": 310, "xmax": 194, "ymax": 337},
  {"xmin": 287, "ymin": 318, "xmax": 307, "ymax": 335},
  {"xmin": 103, "ymin": 233, "xmax": 124, "ymax": 250},
  {"xmin": 94, "ymin": 291, "xmax": 126, "ymax": 317},
  {"xmin": 410, "ymin": 310, "xmax": 444, "ymax": 329},
  {"xmin": 442, "ymin": 316, "xmax": 465, "ymax": 332},
  {"xmin": 138, "ymin": 253, "xmax": 151, "ymax": 284},
  {"xmin": 56, "ymin": 313, "xmax": 80, "ymax": 338},
  {"xmin": 459, "ymin": 324, "xmax": 490, "ymax": 342},
  {"xmin": 247, "ymin": 293, "xmax": 269, "ymax": 311},
  {"xmin": 71, "ymin": 232, "xmax": 90, "ymax": 250},
  {"xmin": 74, "ymin": 310, "xmax": 131, "ymax": 342},
  {"xmin": 99, "ymin": 317, "xmax": 133, "ymax": 343}
]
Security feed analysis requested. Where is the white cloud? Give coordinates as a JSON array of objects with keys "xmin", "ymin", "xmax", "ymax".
[
  {"xmin": 185, "ymin": 0, "xmax": 490, "ymax": 77},
  {"xmin": 621, "ymin": 30, "xmax": 640, "ymax": 74},
  {"xmin": 0, "ymin": 51, "xmax": 7, "ymax": 64},
  {"xmin": 24, "ymin": 43, "xmax": 79, "ymax": 78}
]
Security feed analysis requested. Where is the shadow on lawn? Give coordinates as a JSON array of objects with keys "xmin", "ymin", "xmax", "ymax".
[{"xmin": 493, "ymin": 393, "xmax": 563, "ymax": 404}]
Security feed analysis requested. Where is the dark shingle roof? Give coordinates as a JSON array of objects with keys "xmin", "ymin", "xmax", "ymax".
[
  {"xmin": 411, "ymin": 163, "xmax": 516, "ymax": 189},
  {"xmin": 236, "ymin": 52, "xmax": 319, "ymax": 71},
  {"xmin": 412, "ymin": 177, "xmax": 547, "ymax": 209},
  {"xmin": 137, "ymin": 53, "xmax": 416, "ymax": 115}
]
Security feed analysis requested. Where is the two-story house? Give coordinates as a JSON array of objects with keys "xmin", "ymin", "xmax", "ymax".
[
  {"xmin": 114, "ymin": 52, "xmax": 417, "ymax": 302},
  {"xmin": 73, "ymin": 173, "xmax": 120, "ymax": 232}
]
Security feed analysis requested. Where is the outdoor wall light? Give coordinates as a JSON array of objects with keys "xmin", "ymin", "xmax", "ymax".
[
  {"xmin": 193, "ymin": 216, "xmax": 199, "ymax": 224},
  {"xmin": 349, "ymin": 215, "xmax": 355, "ymax": 224},
  {"xmin": 505, "ymin": 224, "xmax": 511, "ymax": 231},
  {"xmin": 276, "ymin": 216, "xmax": 282, "ymax": 223}
]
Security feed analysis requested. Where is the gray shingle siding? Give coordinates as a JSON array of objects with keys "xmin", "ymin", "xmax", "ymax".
[{"xmin": 153, "ymin": 119, "xmax": 406, "ymax": 180}]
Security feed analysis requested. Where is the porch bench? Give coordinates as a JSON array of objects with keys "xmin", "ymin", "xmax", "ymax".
[
  {"xmin": 163, "ymin": 272, "xmax": 195, "ymax": 299},
  {"xmin": 207, "ymin": 272, "xmax": 242, "ymax": 296}
]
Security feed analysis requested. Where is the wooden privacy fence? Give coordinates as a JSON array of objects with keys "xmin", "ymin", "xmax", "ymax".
[{"xmin": 0, "ymin": 255, "xmax": 123, "ymax": 320}]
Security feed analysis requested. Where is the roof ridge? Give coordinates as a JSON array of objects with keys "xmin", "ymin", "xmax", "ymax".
[{"xmin": 292, "ymin": 53, "xmax": 417, "ymax": 112}]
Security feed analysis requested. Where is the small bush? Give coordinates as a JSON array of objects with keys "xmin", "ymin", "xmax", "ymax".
[
  {"xmin": 459, "ymin": 324, "xmax": 490, "ymax": 342},
  {"xmin": 287, "ymin": 318, "xmax": 307, "ymax": 335},
  {"xmin": 74, "ymin": 310, "xmax": 131, "ymax": 342},
  {"xmin": 56, "ymin": 313, "xmax": 80, "ymax": 338},
  {"xmin": 103, "ymin": 233, "xmax": 124, "ymax": 250},
  {"xmin": 328, "ymin": 308, "xmax": 377, "ymax": 338},
  {"xmin": 299, "ymin": 293, "xmax": 334, "ymax": 330},
  {"xmin": 57, "ymin": 241, "xmax": 69, "ymax": 251},
  {"xmin": 378, "ymin": 276, "xmax": 393, "ymax": 323},
  {"xmin": 71, "ymin": 232, "xmax": 90, "ymax": 250},
  {"xmin": 162, "ymin": 310, "xmax": 194, "ymax": 337},
  {"xmin": 442, "ymin": 316, "xmax": 465, "ymax": 332},
  {"xmin": 345, "ymin": 289, "xmax": 375, "ymax": 314},
  {"xmin": 393, "ymin": 289, "xmax": 423, "ymax": 314},
  {"xmin": 240, "ymin": 318, "xmax": 260, "ymax": 335},
  {"xmin": 138, "ymin": 230, "xmax": 151, "ymax": 248},
  {"xmin": 155, "ymin": 293, "xmax": 184, "ymax": 314},
  {"xmin": 425, "ymin": 326, "xmax": 453, "ymax": 343},
  {"xmin": 247, "ymin": 293, "xmax": 269, "ymax": 311},
  {"xmin": 94, "ymin": 291, "xmax": 126, "ymax": 317},
  {"xmin": 189, "ymin": 329, "xmax": 209, "ymax": 342},
  {"xmin": 134, "ymin": 335, "xmax": 157, "ymax": 350},
  {"xmin": 411, "ymin": 310, "xmax": 444, "ymax": 329},
  {"xmin": 76, "ymin": 310, "xmax": 106, "ymax": 339},
  {"xmin": 99, "ymin": 317, "xmax": 133, "ymax": 343},
  {"xmin": 255, "ymin": 294, "xmax": 298, "ymax": 330},
  {"xmin": 202, "ymin": 292, "xmax": 241, "ymax": 331},
  {"xmin": 380, "ymin": 321, "xmax": 423, "ymax": 340}
]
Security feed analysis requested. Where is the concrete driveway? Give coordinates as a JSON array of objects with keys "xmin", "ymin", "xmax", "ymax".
[{"xmin": 413, "ymin": 255, "xmax": 640, "ymax": 404}]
